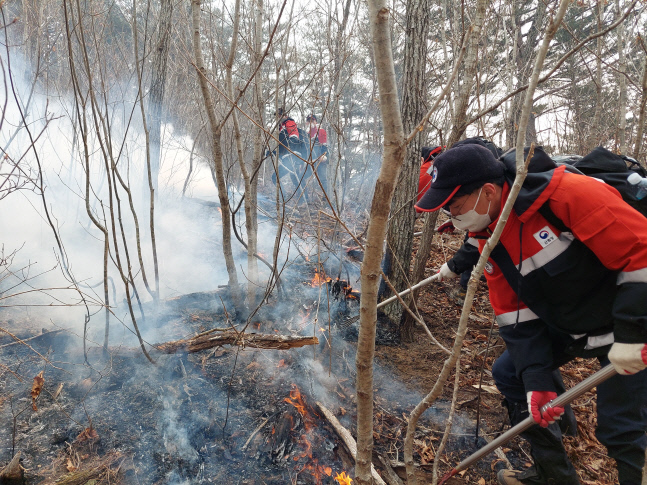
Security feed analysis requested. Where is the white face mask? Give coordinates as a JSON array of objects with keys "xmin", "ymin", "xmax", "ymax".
[{"xmin": 451, "ymin": 187, "xmax": 492, "ymax": 232}]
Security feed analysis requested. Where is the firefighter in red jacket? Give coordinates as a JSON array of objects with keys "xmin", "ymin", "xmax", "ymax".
[
  {"xmin": 268, "ymin": 108, "xmax": 306, "ymax": 191},
  {"xmin": 415, "ymin": 144, "xmax": 647, "ymax": 485},
  {"xmin": 305, "ymin": 114, "xmax": 329, "ymax": 193}
]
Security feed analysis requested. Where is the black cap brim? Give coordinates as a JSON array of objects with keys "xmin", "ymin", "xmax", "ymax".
[{"xmin": 414, "ymin": 185, "xmax": 461, "ymax": 212}]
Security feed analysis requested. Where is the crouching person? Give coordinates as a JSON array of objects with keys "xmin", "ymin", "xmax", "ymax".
[{"xmin": 415, "ymin": 143, "xmax": 647, "ymax": 485}]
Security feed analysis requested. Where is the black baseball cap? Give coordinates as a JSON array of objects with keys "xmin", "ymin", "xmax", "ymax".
[{"xmin": 415, "ymin": 144, "xmax": 505, "ymax": 212}]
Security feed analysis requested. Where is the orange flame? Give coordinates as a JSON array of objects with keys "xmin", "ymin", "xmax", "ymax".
[
  {"xmin": 277, "ymin": 359, "xmax": 288, "ymax": 368},
  {"xmin": 284, "ymin": 385, "xmax": 335, "ymax": 484},
  {"xmin": 334, "ymin": 471, "xmax": 353, "ymax": 484},
  {"xmin": 310, "ymin": 270, "xmax": 331, "ymax": 287},
  {"xmin": 294, "ymin": 434, "xmax": 313, "ymax": 460},
  {"xmin": 284, "ymin": 385, "xmax": 311, "ymax": 427}
]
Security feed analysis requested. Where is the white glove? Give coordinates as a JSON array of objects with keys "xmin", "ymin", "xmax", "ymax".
[
  {"xmin": 608, "ymin": 342, "xmax": 647, "ymax": 375},
  {"xmin": 437, "ymin": 262, "xmax": 458, "ymax": 282}
]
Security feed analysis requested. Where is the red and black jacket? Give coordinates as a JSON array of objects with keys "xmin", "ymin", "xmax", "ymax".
[{"xmin": 467, "ymin": 155, "xmax": 647, "ymax": 393}]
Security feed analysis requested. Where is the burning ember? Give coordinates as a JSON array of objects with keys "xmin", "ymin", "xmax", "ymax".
[
  {"xmin": 308, "ymin": 270, "xmax": 361, "ymax": 302},
  {"xmin": 331, "ymin": 278, "xmax": 360, "ymax": 301}
]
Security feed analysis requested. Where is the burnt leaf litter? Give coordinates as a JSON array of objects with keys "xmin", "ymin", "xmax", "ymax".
[{"xmin": 0, "ymin": 214, "xmax": 619, "ymax": 484}]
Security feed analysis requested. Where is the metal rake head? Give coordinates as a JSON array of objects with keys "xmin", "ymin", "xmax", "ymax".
[{"xmin": 338, "ymin": 314, "xmax": 360, "ymax": 329}]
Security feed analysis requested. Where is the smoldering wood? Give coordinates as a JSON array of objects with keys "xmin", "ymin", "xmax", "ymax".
[
  {"xmin": 154, "ymin": 331, "xmax": 319, "ymax": 354},
  {"xmin": 315, "ymin": 402, "xmax": 387, "ymax": 485},
  {"xmin": 268, "ymin": 410, "xmax": 300, "ymax": 463},
  {"xmin": 0, "ymin": 452, "xmax": 24, "ymax": 484}
]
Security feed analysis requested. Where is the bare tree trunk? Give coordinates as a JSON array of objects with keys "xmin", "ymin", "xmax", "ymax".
[
  {"xmin": 589, "ymin": 0, "xmax": 604, "ymax": 152},
  {"xmin": 132, "ymin": 0, "xmax": 161, "ymax": 303},
  {"xmin": 330, "ymin": 0, "xmax": 353, "ymax": 214},
  {"xmin": 225, "ymin": 0, "xmax": 258, "ymax": 308},
  {"xmin": 247, "ymin": 0, "xmax": 265, "ymax": 308},
  {"xmin": 356, "ymin": 0, "xmax": 407, "ymax": 482},
  {"xmin": 616, "ymin": 0, "xmax": 627, "ymax": 153},
  {"xmin": 147, "ymin": 0, "xmax": 173, "ymax": 196},
  {"xmin": 633, "ymin": 55, "xmax": 647, "ymax": 159},
  {"xmin": 191, "ymin": 0, "xmax": 241, "ymax": 306},
  {"xmin": 382, "ymin": 0, "xmax": 429, "ymax": 338},
  {"xmin": 505, "ymin": 0, "xmax": 547, "ymax": 147},
  {"xmin": 440, "ymin": 0, "xmax": 453, "ymax": 134},
  {"xmin": 448, "ymin": 0, "xmax": 487, "ymax": 144}
]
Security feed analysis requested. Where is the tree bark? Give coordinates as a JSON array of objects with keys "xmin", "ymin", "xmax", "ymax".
[
  {"xmin": 616, "ymin": 0, "xmax": 627, "ymax": 153},
  {"xmin": 356, "ymin": 0, "xmax": 406, "ymax": 482},
  {"xmin": 382, "ymin": 0, "xmax": 429, "ymax": 339},
  {"xmin": 589, "ymin": 0, "xmax": 604, "ymax": 152},
  {"xmin": 448, "ymin": 0, "xmax": 487, "ymax": 145},
  {"xmin": 633, "ymin": 55, "xmax": 647, "ymax": 159},
  {"xmin": 505, "ymin": 1, "xmax": 547, "ymax": 147},
  {"xmin": 225, "ymin": 0, "xmax": 258, "ymax": 310}
]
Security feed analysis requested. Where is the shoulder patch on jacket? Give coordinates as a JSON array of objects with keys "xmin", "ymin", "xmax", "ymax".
[{"xmin": 533, "ymin": 226, "xmax": 558, "ymax": 248}]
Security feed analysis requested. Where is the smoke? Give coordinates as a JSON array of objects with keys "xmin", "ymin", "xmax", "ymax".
[
  {"xmin": 0, "ymin": 37, "xmax": 476, "ymax": 485},
  {"xmin": 160, "ymin": 395, "xmax": 200, "ymax": 463}
]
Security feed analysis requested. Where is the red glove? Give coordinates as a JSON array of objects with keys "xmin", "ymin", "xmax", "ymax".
[
  {"xmin": 436, "ymin": 221, "xmax": 455, "ymax": 234},
  {"xmin": 526, "ymin": 391, "xmax": 564, "ymax": 428}
]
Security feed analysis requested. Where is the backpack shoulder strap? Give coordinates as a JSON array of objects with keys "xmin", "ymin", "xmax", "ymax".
[{"xmin": 538, "ymin": 201, "xmax": 570, "ymax": 233}]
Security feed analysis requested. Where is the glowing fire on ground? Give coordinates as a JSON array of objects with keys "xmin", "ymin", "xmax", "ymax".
[
  {"xmin": 283, "ymin": 384, "xmax": 353, "ymax": 484},
  {"xmin": 283, "ymin": 384, "xmax": 317, "ymax": 431},
  {"xmin": 310, "ymin": 270, "xmax": 331, "ymax": 287},
  {"xmin": 334, "ymin": 471, "xmax": 353, "ymax": 484}
]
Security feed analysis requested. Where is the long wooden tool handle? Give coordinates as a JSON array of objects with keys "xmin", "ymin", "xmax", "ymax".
[{"xmin": 451, "ymin": 363, "xmax": 617, "ymax": 473}]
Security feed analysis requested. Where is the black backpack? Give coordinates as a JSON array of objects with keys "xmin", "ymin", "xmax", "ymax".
[
  {"xmin": 502, "ymin": 146, "xmax": 647, "ymax": 230},
  {"xmin": 452, "ymin": 136, "xmax": 504, "ymax": 159},
  {"xmin": 570, "ymin": 146, "xmax": 647, "ymax": 218}
]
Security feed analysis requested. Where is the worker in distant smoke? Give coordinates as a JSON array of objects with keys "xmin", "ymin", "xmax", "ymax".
[
  {"xmin": 305, "ymin": 114, "xmax": 329, "ymax": 194},
  {"xmin": 268, "ymin": 108, "xmax": 306, "ymax": 191},
  {"xmin": 306, "ymin": 114, "xmax": 328, "ymax": 159},
  {"xmin": 415, "ymin": 143, "xmax": 647, "ymax": 485}
]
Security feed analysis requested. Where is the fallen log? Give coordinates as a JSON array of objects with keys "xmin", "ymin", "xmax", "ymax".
[
  {"xmin": 0, "ymin": 452, "xmax": 24, "ymax": 484},
  {"xmin": 316, "ymin": 402, "xmax": 387, "ymax": 485},
  {"xmin": 154, "ymin": 331, "xmax": 319, "ymax": 354}
]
